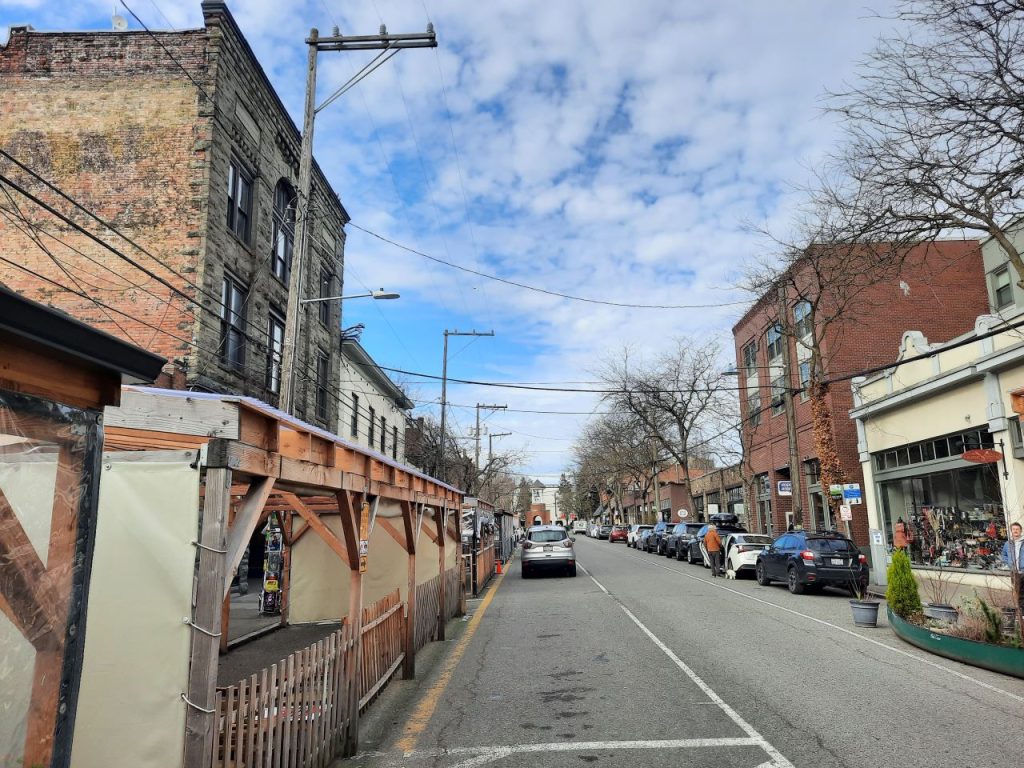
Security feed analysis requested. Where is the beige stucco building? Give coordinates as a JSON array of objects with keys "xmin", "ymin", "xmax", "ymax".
[{"xmin": 850, "ymin": 232, "xmax": 1024, "ymax": 591}]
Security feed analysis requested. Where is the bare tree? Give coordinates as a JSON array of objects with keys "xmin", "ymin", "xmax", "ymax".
[
  {"xmin": 598, "ymin": 339, "xmax": 731, "ymax": 519},
  {"xmin": 827, "ymin": 0, "xmax": 1024, "ymax": 285}
]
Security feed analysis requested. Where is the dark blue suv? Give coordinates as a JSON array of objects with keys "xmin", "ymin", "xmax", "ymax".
[
  {"xmin": 645, "ymin": 520, "xmax": 674, "ymax": 553},
  {"xmin": 755, "ymin": 530, "xmax": 868, "ymax": 595}
]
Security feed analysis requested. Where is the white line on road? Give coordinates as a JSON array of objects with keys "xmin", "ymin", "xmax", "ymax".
[
  {"xmin": 578, "ymin": 563, "xmax": 794, "ymax": 768},
  {"xmin": 588, "ymin": 544, "xmax": 1024, "ymax": 705}
]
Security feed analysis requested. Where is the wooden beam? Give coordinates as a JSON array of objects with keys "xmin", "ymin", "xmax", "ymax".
[
  {"xmin": 104, "ymin": 387, "xmax": 240, "ymax": 439},
  {"xmin": 281, "ymin": 492, "xmax": 350, "ymax": 567},
  {"xmin": 435, "ymin": 506, "xmax": 447, "ymax": 641},
  {"xmin": 184, "ymin": 467, "xmax": 232, "ymax": 768},
  {"xmin": 291, "ymin": 521, "xmax": 312, "ymax": 545},
  {"xmin": 376, "ymin": 518, "xmax": 407, "ymax": 550},
  {"xmin": 335, "ymin": 490, "xmax": 361, "ymax": 566},
  {"xmin": 222, "ymin": 477, "xmax": 276, "ymax": 599}
]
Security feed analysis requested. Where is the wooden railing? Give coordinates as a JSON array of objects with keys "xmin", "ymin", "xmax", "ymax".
[
  {"xmin": 474, "ymin": 544, "xmax": 495, "ymax": 595},
  {"xmin": 213, "ymin": 579, "xmax": 464, "ymax": 767},
  {"xmin": 212, "ymin": 626, "xmax": 353, "ymax": 768}
]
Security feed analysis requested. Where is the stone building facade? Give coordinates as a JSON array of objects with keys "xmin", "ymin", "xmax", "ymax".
[
  {"xmin": 732, "ymin": 241, "xmax": 989, "ymax": 546},
  {"xmin": 0, "ymin": 1, "xmax": 349, "ymax": 429}
]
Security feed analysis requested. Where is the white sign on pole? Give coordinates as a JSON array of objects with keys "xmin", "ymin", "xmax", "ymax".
[{"xmin": 839, "ymin": 504, "xmax": 852, "ymax": 521}]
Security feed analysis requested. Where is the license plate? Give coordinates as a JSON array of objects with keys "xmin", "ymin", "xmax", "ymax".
[
  {"xmin": 544, "ymin": 545, "xmax": 553, "ymax": 552},
  {"xmin": 830, "ymin": 558, "xmax": 844, "ymax": 565}
]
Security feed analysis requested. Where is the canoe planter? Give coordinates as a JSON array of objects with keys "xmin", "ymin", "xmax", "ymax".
[{"xmin": 887, "ymin": 607, "xmax": 1024, "ymax": 679}]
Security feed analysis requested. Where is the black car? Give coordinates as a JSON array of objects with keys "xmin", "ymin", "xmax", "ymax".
[
  {"xmin": 664, "ymin": 522, "xmax": 704, "ymax": 559},
  {"xmin": 755, "ymin": 530, "xmax": 868, "ymax": 595},
  {"xmin": 687, "ymin": 521, "xmax": 747, "ymax": 565},
  {"xmin": 597, "ymin": 524, "xmax": 612, "ymax": 539},
  {"xmin": 646, "ymin": 520, "xmax": 674, "ymax": 553}
]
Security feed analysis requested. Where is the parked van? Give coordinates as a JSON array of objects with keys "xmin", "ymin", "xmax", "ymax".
[{"xmin": 572, "ymin": 520, "xmax": 587, "ymax": 534}]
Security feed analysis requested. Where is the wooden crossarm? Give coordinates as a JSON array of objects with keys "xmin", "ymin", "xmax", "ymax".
[
  {"xmin": 222, "ymin": 477, "xmax": 275, "ymax": 599},
  {"xmin": 283, "ymin": 492, "xmax": 350, "ymax": 567}
]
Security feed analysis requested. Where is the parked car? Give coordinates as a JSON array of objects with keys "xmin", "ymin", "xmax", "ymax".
[
  {"xmin": 646, "ymin": 520, "xmax": 674, "ymax": 553},
  {"xmin": 587, "ymin": 523, "xmax": 600, "ymax": 537},
  {"xmin": 598, "ymin": 524, "xmax": 612, "ymax": 539},
  {"xmin": 755, "ymin": 530, "xmax": 868, "ymax": 594},
  {"xmin": 637, "ymin": 528, "xmax": 656, "ymax": 552},
  {"xmin": 687, "ymin": 521, "xmax": 747, "ymax": 565},
  {"xmin": 522, "ymin": 525, "xmax": 577, "ymax": 578},
  {"xmin": 609, "ymin": 524, "xmax": 629, "ymax": 543},
  {"xmin": 572, "ymin": 520, "xmax": 588, "ymax": 534},
  {"xmin": 627, "ymin": 524, "xmax": 654, "ymax": 548},
  {"xmin": 664, "ymin": 522, "xmax": 704, "ymax": 559},
  {"xmin": 722, "ymin": 532, "xmax": 775, "ymax": 576}
]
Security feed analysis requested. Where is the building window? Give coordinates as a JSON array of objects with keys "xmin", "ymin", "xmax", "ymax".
[
  {"xmin": 271, "ymin": 180, "xmax": 295, "ymax": 281},
  {"xmin": 315, "ymin": 349, "xmax": 330, "ymax": 420},
  {"xmin": 220, "ymin": 274, "xmax": 247, "ymax": 370},
  {"xmin": 742, "ymin": 341, "xmax": 757, "ymax": 377},
  {"xmin": 765, "ymin": 324, "xmax": 786, "ymax": 416},
  {"xmin": 227, "ymin": 159, "xmax": 253, "ymax": 244},
  {"xmin": 872, "ymin": 428, "xmax": 992, "ymax": 472},
  {"xmin": 793, "ymin": 300, "xmax": 812, "ymax": 340},
  {"xmin": 350, "ymin": 394, "xmax": 359, "ymax": 438},
  {"xmin": 805, "ymin": 458, "xmax": 821, "ymax": 486},
  {"xmin": 746, "ymin": 390, "xmax": 761, "ymax": 427},
  {"xmin": 380, "ymin": 416, "xmax": 386, "ymax": 453},
  {"xmin": 392, "ymin": 425, "xmax": 398, "ymax": 460},
  {"xmin": 319, "ymin": 268, "xmax": 332, "ymax": 326},
  {"xmin": 266, "ymin": 308, "xmax": 285, "ymax": 393},
  {"xmin": 756, "ymin": 473, "xmax": 771, "ymax": 497},
  {"xmin": 993, "ymin": 266, "xmax": 1013, "ymax": 310},
  {"xmin": 368, "ymin": 406, "xmax": 376, "ymax": 446},
  {"xmin": 742, "ymin": 340, "xmax": 760, "ymax": 427}
]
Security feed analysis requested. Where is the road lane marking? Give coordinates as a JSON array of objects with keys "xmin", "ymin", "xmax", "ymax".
[
  {"xmin": 395, "ymin": 565, "xmax": 508, "ymax": 753},
  {"xmin": 578, "ymin": 563, "xmax": 794, "ymax": 768},
  {"xmin": 586, "ymin": 543, "xmax": 1024, "ymax": 705}
]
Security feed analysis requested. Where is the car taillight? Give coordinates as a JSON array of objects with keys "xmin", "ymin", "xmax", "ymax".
[
  {"xmin": 523, "ymin": 541, "xmax": 533, "ymax": 550},
  {"xmin": 858, "ymin": 553, "xmax": 867, "ymax": 563},
  {"xmin": 561, "ymin": 540, "xmax": 573, "ymax": 548},
  {"xmin": 800, "ymin": 550, "xmax": 815, "ymax": 561}
]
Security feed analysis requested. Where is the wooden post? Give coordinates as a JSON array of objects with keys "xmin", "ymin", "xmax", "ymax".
[
  {"xmin": 435, "ymin": 505, "xmax": 446, "ymax": 641},
  {"xmin": 401, "ymin": 500, "xmax": 416, "ymax": 680},
  {"xmin": 337, "ymin": 490, "xmax": 364, "ymax": 757},
  {"xmin": 183, "ymin": 466, "xmax": 232, "ymax": 768},
  {"xmin": 280, "ymin": 512, "xmax": 293, "ymax": 627}
]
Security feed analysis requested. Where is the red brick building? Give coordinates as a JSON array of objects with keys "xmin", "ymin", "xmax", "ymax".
[
  {"xmin": 0, "ymin": 2, "xmax": 349, "ymax": 430},
  {"xmin": 732, "ymin": 241, "xmax": 989, "ymax": 545}
]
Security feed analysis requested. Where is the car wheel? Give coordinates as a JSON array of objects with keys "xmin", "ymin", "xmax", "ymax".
[
  {"xmin": 521, "ymin": 565, "xmax": 530, "ymax": 579},
  {"xmin": 675, "ymin": 546, "xmax": 684, "ymax": 561},
  {"xmin": 756, "ymin": 562, "xmax": 770, "ymax": 586},
  {"xmin": 687, "ymin": 547, "xmax": 696, "ymax": 564},
  {"xmin": 787, "ymin": 567, "xmax": 805, "ymax": 594},
  {"xmin": 569, "ymin": 565, "xmax": 578, "ymax": 577}
]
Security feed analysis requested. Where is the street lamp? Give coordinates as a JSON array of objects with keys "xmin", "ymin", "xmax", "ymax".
[{"xmin": 299, "ymin": 289, "xmax": 400, "ymax": 304}]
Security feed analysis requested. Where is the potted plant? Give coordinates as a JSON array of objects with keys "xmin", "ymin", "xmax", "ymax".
[
  {"xmin": 848, "ymin": 555, "xmax": 881, "ymax": 628},
  {"xmin": 920, "ymin": 565, "xmax": 962, "ymax": 623},
  {"xmin": 885, "ymin": 549, "xmax": 922, "ymax": 620}
]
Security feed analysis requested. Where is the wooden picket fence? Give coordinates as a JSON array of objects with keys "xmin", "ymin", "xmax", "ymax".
[
  {"xmin": 211, "ymin": 625, "xmax": 353, "ymax": 768},
  {"xmin": 357, "ymin": 590, "xmax": 405, "ymax": 710},
  {"xmin": 414, "ymin": 575, "xmax": 441, "ymax": 653},
  {"xmin": 474, "ymin": 544, "xmax": 495, "ymax": 595},
  {"xmin": 443, "ymin": 565, "xmax": 460, "ymax": 622}
]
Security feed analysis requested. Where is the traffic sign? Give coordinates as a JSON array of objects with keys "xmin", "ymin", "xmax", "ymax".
[
  {"xmin": 839, "ymin": 504, "xmax": 852, "ymax": 521},
  {"xmin": 842, "ymin": 483, "xmax": 862, "ymax": 505}
]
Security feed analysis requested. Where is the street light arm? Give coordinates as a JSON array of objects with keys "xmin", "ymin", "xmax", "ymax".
[{"xmin": 299, "ymin": 290, "xmax": 400, "ymax": 304}]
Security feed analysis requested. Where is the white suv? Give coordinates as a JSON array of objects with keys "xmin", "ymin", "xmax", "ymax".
[
  {"xmin": 521, "ymin": 525, "xmax": 577, "ymax": 578},
  {"xmin": 627, "ymin": 524, "xmax": 654, "ymax": 548}
]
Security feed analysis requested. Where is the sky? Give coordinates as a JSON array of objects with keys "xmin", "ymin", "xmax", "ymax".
[{"xmin": 1, "ymin": 0, "xmax": 900, "ymax": 484}]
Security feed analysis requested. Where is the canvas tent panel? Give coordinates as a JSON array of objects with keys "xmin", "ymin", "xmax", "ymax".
[
  {"xmin": 70, "ymin": 456, "xmax": 200, "ymax": 768},
  {"xmin": 289, "ymin": 515, "xmax": 351, "ymax": 623}
]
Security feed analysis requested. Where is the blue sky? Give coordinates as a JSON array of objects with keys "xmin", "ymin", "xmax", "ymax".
[{"xmin": 1, "ymin": 0, "xmax": 898, "ymax": 482}]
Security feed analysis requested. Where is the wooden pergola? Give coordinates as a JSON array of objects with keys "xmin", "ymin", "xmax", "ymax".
[{"xmin": 102, "ymin": 386, "xmax": 463, "ymax": 765}]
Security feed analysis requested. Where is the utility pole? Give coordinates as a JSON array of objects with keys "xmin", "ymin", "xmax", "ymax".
[
  {"xmin": 279, "ymin": 24, "xmax": 436, "ymax": 415},
  {"xmin": 777, "ymin": 282, "xmax": 804, "ymax": 529},
  {"xmin": 440, "ymin": 329, "xmax": 494, "ymax": 483},
  {"xmin": 488, "ymin": 432, "xmax": 511, "ymax": 465},
  {"xmin": 475, "ymin": 404, "xmax": 507, "ymax": 471}
]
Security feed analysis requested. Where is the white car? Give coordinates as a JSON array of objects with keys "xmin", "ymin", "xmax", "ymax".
[
  {"xmin": 587, "ymin": 523, "xmax": 600, "ymax": 538},
  {"xmin": 723, "ymin": 532, "xmax": 775, "ymax": 576},
  {"xmin": 572, "ymin": 520, "xmax": 587, "ymax": 534},
  {"xmin": 627, "ymin": 524, "xmax": 653, "ymax": 548}
]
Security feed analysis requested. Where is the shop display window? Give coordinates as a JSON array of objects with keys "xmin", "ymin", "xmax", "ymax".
[{"xmin": 877, "ymin": 463, "xmax": 1007, "ymax": 572}]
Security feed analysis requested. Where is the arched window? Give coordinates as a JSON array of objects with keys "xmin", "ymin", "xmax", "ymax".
[{"xmin": 271, "ymin": 180, "xmax": 296, "ymax": 281}]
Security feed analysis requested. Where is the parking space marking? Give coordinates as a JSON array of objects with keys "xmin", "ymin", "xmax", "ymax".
[
  {"xmin": 585, "ymin": 543, "xmax": 1024, "ymax": 705},
  {"xmin": 578, "ymin": 563, "xmax": 795, "ymax": 768}
]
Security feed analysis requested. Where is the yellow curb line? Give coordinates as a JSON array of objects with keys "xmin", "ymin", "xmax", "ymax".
[{"xmin": 395, "ymin": 563, "xmax": 509, "ymax": 753}]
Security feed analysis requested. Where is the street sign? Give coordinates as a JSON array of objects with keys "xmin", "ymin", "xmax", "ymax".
[
  {"xmin": 777, "ymin": 481, "xmax": 792, "ymax": 496},
  {"xmin": 829, "ymin": 484, "xmax": 844, "ymax": 498},
  {"xmin": 677, "ymin": 508, "xmax": 689, "ymax": 519},
  {"xmin": 839, "ymin": 504, "xmax": 852, "ymax": 521},
  {"xmin": 962, "ymin": 448, "xmax": 1002, "ymax": 463},
  {"xmin": 841, "ymin": 483, "xmax": 862, "ymax": 505}
]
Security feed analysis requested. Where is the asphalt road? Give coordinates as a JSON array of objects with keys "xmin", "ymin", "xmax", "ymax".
[{"xmin": 345, "ymin": 536, "xmax": 1024, "ymax": 768}]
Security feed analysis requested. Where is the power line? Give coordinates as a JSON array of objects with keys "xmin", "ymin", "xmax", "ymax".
[{"xmin": 348, "ymin": 222, "xmax": 752, "ymax": 310}]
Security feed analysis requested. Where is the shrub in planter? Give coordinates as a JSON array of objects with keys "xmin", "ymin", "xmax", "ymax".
[{"xmin": 886, "ymin": 549, "xmax": 922, "ymax": 619}]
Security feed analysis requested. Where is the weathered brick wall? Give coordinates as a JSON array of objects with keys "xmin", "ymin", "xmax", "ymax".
[
  {"xmin": 732, "ymin": 241, "xmax": 989, "ymax": 545},
  {"xmin": 0, "ymin": 28, "xmax": 210, "ymax": 385},
  {"xmin": 0, "ymin": 4, "xmax": 349, "ymax": 428}
]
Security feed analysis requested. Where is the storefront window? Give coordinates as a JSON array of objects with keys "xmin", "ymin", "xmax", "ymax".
[{"xmin": 877, "ymin": 464, "xmax": 1006, "ymax": 571}]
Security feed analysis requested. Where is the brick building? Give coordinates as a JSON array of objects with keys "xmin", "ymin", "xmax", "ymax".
[
  {"xmin": 0, "ymin": 1, "xmax": 349, "ymax": 429},
  {"xmin": 732, "ymin": 241, "xmax": 989, "ymax": 546}
]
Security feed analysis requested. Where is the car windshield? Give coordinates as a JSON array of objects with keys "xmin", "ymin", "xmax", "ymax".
[
  {"xmin": 807, "ymin": 538, "xmax": 857, "ymax": 553},
  {"xmin": 529, "ymin": 530, "xmax": 567, "ymax": 543}
]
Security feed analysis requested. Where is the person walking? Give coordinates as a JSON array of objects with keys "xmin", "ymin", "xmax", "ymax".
[{"xmin": 705, "ymin": 524, "xmax": 723, "ymax": 577}]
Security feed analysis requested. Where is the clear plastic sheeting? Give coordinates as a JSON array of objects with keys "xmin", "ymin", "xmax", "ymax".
[{"xmin": 0, "ymin": 390, "xmax": 102, "ymax": 768}]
